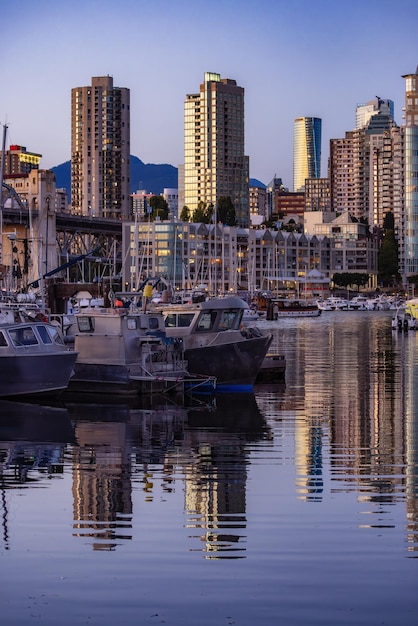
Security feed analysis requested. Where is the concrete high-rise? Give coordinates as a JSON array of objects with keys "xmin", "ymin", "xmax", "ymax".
[
  {"xmin": 356, "ymin": 97, "xmax": 394, "ymax": 129},
  {"xmin": 293, "ymin": 117, "xmax": 321, "ymax": 192},
  {"xmin": 71, "ymin": 76, "xmax": 130, "ymax": 219},
  {"xmin": 402, "ymin": 66, "xmax": 418, "ymax": 279},
  {"xmin": 184, "ymin": 72, "xmax": 250, "ymax": 227}
]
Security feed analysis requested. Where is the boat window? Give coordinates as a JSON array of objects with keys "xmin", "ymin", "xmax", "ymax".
[
  {"xmin": 127, "ymin": 317, "xmax": 137, "ymax": 330},
  {"xmin": 197, "ymin": 311, "xmax": 217, "ymax": 331},
  {"xmin": 9, "ymin": 326, "xmax": 39, "ymax": 347},
  {"xmin": 0, "ymin": 331, "xmax": 7, "ymax": 347},
  {"xmin": 36, "ymin": 325, "xmax": 53, "ymax": 344},
  {"xmin": 45, "ymin": 325, "xmax": 65, "ymax": 345},
  {"xmin": 164, "ymin": 313, "xmax": 177, "ymax": 328},
  {"xmin": 77, "ymin": 316, "xmax": 94, "ymax": 332},
  {"xmin": 219, "ymin": 310, "xmax": 238, "ymax": 330},
  {"xmin": 148, "ymin": 317, "xmax": 160, "ymax": 331},
  {"xmin": 178, "ymin": 313, "xmax": 194, "ymax": 327}
]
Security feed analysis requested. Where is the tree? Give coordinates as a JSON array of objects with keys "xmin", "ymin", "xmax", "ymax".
[
  {"xmin": 192, "ymin": 201, "xmax": 212, "ymax": 223},
  {"xmin": 332, "ymin": 272, "xmax": 370, "ymax": 291},
  {"xmin": 180, "ymin": 205, "xmax": 190, "ymax": 222},
  {"xmin": 149, "ymin": 195, "xmax": 169, "ymax": 220},
  {"xmin": 217, "ymin": 196, "xmax": 237, "ymax": 226}
]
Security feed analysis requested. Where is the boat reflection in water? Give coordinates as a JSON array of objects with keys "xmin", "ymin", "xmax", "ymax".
[
  {"xmin": 0, "ymin": 400, "xmax": 74, "ymax": 551},
  {"xmin": 62, "ymin": 393, "xmax": 270, "ymax": 555}
]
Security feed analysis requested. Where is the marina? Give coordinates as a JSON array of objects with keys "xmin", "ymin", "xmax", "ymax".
[{"xmin": 1, "ymin": 310, "xmax": 417, "ymax": 625}]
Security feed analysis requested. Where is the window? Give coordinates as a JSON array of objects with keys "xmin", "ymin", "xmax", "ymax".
[{"xmin": 9, "ymin": 326, "xmax": 38, "ymax": 346}]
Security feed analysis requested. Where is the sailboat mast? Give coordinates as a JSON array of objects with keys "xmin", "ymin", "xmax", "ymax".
[{"xmin": 0, "ymin": 123, "xmax": 7, "ymax": 266}]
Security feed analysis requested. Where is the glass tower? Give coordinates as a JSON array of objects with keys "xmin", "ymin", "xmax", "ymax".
[
  {"xmin": 293, "ymin": 117, "xmax": 321, "ymax": 192},
  {"xmin": 402, "ymin": 67, "xmax": 418, "ymax": 279}
]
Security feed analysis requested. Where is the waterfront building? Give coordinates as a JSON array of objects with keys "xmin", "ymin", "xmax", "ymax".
[
  {"xmin": 356, "ymin": 97, "xmax": 394, "ymax": 130},
  {"xmin": 183, "ymin": 72, "xmax": 250, "ymax": 227},
  {"xmin": 402, "ymin": 66, "xmax": 418, "ymax": 281},
  {"xmin": 71, "ymin": 75, "xmax": 130, "ymax": 220},
  {"xmin": 122, "ymin": 219, "xmax": 370, "ymax": 296},
  {"xmin": 293, "ymin": 117, "xmax": 321, "ymax": 192}
]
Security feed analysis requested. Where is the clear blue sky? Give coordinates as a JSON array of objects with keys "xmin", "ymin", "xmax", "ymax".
[{"xmin": 2, "ymin": 0, "xmax": 418, "ymax": 189}]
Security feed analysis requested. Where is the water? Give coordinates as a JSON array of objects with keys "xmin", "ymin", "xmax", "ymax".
[{"xmin": 1, "ymin": 310, "xmax": 418, "ymax": 625}]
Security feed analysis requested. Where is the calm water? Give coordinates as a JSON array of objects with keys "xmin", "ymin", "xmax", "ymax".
[{"xmin": 1, "ymin": 310, "xmax": 418, "ymax": 625}]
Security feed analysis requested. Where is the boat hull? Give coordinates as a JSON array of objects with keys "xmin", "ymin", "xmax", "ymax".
[
  {"xmin": 184, "ymin": 334, "xmax": 272, "ymax": 391},
  {"xmin": 0, "ymin": 352, "xmax": 78, "ymax": 398}
]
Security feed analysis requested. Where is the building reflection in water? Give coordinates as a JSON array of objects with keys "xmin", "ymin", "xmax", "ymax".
[
  {"xmin": 68, "ymin": 393, "xmax": 270, "ymax": 557},
  {"xmin": 181, "ymin": 393, "xmax": 270, "ymax": 559},
  {"xmin": 256, "ymin": 314, "xmax": 418, "ymax": 551}
]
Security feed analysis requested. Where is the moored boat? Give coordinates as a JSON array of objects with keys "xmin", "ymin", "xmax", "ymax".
[
  {"xmin": 391, "ymin": 305, "xmax": 417, "ymax": 331},
  {"xmin": 67, "ymin": 306, "xmax": 215, "ymax": 396},
  {"xmin": 0, "ymin": 320, "xmax": 78, "ymax": 398},
  {"xmin": 155, "ymin": 296, "xmax": 273, "ymax": 392}
]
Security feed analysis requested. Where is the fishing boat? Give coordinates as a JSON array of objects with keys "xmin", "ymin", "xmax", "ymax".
[
  {"xmin": 0, "ymin": 320, "xmax": 78, "ymax": 398},
  {"xmin": 67, "ymin": 305, "xmax": 215, "ymax": 396},
  {"xmin": 155, "ymin": 296, "xmax": 273, "ymax": 392}
]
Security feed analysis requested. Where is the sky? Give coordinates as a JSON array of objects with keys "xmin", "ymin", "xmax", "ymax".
[{"xmin": 2, "ymin": 0, "xmax": 418, "ymax": 189}]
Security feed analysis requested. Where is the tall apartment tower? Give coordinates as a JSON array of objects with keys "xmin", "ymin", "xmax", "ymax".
[
  {"xmin": 184, "ymin": 72, "xmax": 250, "ymax": 227},
  {"xmin": 356, "ymin": 97, "xmax": 394, "ymax": 129},
  {"xmin": 402, "ymin": 66, "xmax": 418, "ymax": 279},
  {"xmin": 71, "ymin": 76, "xmax": 130, "ymax": 219},
  {"xmin": 293, "ymin": 117, "xmax": 321, "ymax": 192},
  {"xmin": 329, "ymin": 112, "xmax": 397, "ymax": 225}
]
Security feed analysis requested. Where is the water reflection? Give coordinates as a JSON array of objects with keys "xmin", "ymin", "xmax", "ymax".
[
  {"xmin": 0, "ymin": 400, "xmax": 73, "ymax": 550},
  {"xmin": 257, "ymin": 312, "xmax": 418, "ymax": 552},
  {"xmin": 1, "ymin": 312, "xmax": 418, "ymax": 562}
]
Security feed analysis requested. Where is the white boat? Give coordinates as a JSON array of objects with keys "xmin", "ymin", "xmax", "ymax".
[
  {"xmin": 391, "ymin": 306, "xmax": 417, "ymax": 331},
  {"xmin": 0, "ymin": 320, "xmax": 78, "ymax": 398},
  {"xmin": 68, "ymin": 306, "xmax": 214, "ymax": 396},
  {"xmin": 155, "ymin": 296, "xmax": 273, "ymax": 391}
]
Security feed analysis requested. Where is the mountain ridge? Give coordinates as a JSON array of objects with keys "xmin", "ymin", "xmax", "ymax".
[{"xmin": 52, "ymin": 156, "xmax": 266, "ymax": 199}]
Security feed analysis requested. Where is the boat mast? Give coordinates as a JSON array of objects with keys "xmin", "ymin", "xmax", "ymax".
[{"xmin": 0, "ymin": 123, "xmax": 7, "ymax": 268}]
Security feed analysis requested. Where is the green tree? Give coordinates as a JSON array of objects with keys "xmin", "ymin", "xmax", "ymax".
[
  {"xmin": 192, "ymin": 201, "xmax": 212, "ymax": 223},
  {"xmin": 217, "ymin": 196, "xmax": 237, "ymax": 226},
  {"xmin": 180, "ymin": 205, "xmax": 190, "ymax": 221},
  {"xmin": 149, "ymin": 195, "xmax": 169, "ymax": 220}
]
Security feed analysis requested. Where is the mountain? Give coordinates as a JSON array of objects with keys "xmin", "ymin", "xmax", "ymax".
[
  {"xmin": 52, "ymin": 157, "xmax": 265, "ymax": 198},
  {"xmin": 52, "ymin": 155, "xmax": 178, "ymax": 197}
]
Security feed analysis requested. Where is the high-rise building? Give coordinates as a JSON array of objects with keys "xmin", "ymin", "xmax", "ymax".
[
  {"xmin": 293, "ymin": 117, "xmax": 321, "ymax": 192},
  {"xmin": 356, "ymin": 97, "xmax": 394, "ymax": 129},
  {"xmin": 402, "ymin": 66, "xmax": 418, "ymax": 279},
  {"xmin": 71, "ymin": 75, "xmax": 130, "ymax": 219},
  {"xmin": 329, "ymin": 113, "xmax": 397, "ymax": 224},
  {"xmin": 1, "ymin": 144, "xmax": 42, "ymax": 176},
  {"xmin": 184, "ymin": 72, "xmax": 250, "ymax": 227}
]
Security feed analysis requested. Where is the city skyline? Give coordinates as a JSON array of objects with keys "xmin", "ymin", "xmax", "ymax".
[{"xmin": 2, "ymin": 0, "xmax": 418, "ymax": 188}]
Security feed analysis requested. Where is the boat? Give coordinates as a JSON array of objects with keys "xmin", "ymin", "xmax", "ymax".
[
  {"xmin": 265, "ymin": 298, "xmax": 321, "ymax": 319},
  {"xmin": 67, "ymin": 305, "xmax": 215, "ymax": 396},
  {"xmin": 155, "ymin": 296, "xmax": 273, "ymax": 392},
  {"xmin": 391, "ymin": 305, "xmax": 417, "ymax": 331},
  {"xmin": 0, "ymin": 320, "xmax": 78, "ymax": 398}
]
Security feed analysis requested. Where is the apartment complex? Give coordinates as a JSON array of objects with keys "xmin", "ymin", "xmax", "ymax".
[
  {"xmin": 1, "ymin": 145, "xmax": 42, "ymax": 176},
  {"xmin": 184, "ymin": 72, "xmax": 250, "ymax": 227},
  {"xmin": 293, "ymin": 117, "xmax": 321, "ymax": 192},
  {"xmin": 71, "ymin": 76, "xmax": 130, "ymax": 219},
  {"xmin": 122, "ymin": 220, "xmax": 378, "ymax": 296},
  {"xmin": 356, "ymin": 97, "xmax": 394, "ymax": 130}
]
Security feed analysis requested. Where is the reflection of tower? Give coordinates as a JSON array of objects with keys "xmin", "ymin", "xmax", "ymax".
[
  {"xmin": 179, "ymin": 395, "xmax": 268, "ymax": 558},
  {"xmin": 72, "ymin": 421, "xmax": 133, "ymax": 550},
  {"xmin": 183, "ymin": 432, "xmax": 248, "ymax": 558}
]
